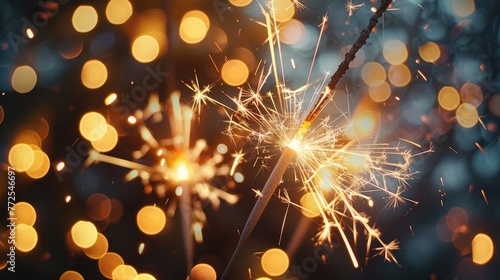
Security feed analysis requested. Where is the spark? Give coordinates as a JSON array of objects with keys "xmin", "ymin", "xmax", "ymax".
[
  {"xmin": 220, "ymin": 1, "xmax": 421, "ymax": 277},
  {"xmin": 85, "ymin": 93, "xmax": 238, "ymax": 273},
  {"xmin": 481, "ymin": 189, "xmax": 489, "ymax": 205},
  {"xmin": 409, "ymin": 226, "xmax": 414, "ymax": 236},
  {"xmin": 418, "ymin": 70, "xmax": 427, "ymax": 81},
  {"xmin": 346, "ymin": 0, "xmax": 365, "ymax": 19},
  {"xmin": 475, "ymin": 142, "xmax": 486, "ymax": 155}
]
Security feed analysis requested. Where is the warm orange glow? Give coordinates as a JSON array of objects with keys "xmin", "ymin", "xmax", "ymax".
[
  {"xmin": 388, "ymin": 64, "xmax": 411, "ymax": 87},
  {"xmin": 81, "ymin": 60, "xmax": 108, "ymax": 89},
  {"xmin": 261, "ymin": 248, "xmax": 289, "ymax": 276},
  {"xmin": 361, "ymin": 62, "xmax": 386, "ymax": 86},
  {"xmin": 99, "ymin": 252, "xmax": 124, "ymax": 279},
  {"xmin": 300, "ymin": 193, "xmax": 321, "ymax": 218},
  {"xmin": 353, "ymin": 113, "xmax": 377, "ymax": 136},
  {"xmin": 452, "ymin": 0, "xmax": 475, "ymax": 17},
  {"xmin": 8, "ymin": 143, "xmax": 35, "ymax": 172},
  {"xmin": 136, "ymin": 206, "xmax": 166, "ymax": 235},
  {"xmin": 460, "ymin": 82, "xmax": 483, "ymax": 108},
  {"xmin": 270, "ymin": 0, "xmax": 295, "ymax": 22},
  {"xmin": 438, "ymin": 86, "xmax": 460, "ymax": 111},
  {"xmin": 11, "ymin": 65, "xmax": 37, "ymax": 94},
  {"xmin": 179, "ymin": 10, "xmax": 210, "ymax": 44},
  {"xmin": 383, "ymin": 39, "xmax": 408, "ymax": 65},
  {"xmin": 72, "ymin": 5, "xmax": 98, "ymax": 33},
  {"xmin": 221, "ymin": 59, "xmax": 249, "ymax": 86},
  {"xmin": 368, "ymin": 81, "xmax": 391, "ymax": 103},
  {"xmin": 175, "ymin": 161, "xmax": 190, "ymax": 181},
  {"xmin": 106, "ymin": 0, "xmax": 133, "ymax": 25},
  {"xmin": 134, "ymin": 273, "xmax": 156, "ymax": 280},
  {"xmin": 60, "ymin": 271, "xmax": 84, "ymax": 280},
  {"xmin": 26, "ymin": 150, "xmax": 50, "ymax": 179},
  {"xmin": 471, "ymin": 233, "xmax": 494, "ymax": 265},
  {"xmin": 105, "ymin": 93, "xmax": 118, "ymax": 105},
  {"xmin": 229, "ymin": 0, "xmax": 252, "ymax": 7},
  {"xmin": 112, "ymin": 264, "xmax": 138, "ymax": 280},
  {"xmin": 91, "ymin": 124, "xmax": 118, "ymax": 152},
  {"xmin": 71, "ymin": 221, "xmax": 98, "ymax": 249},
  {"xmin": 12, "ymin": 202, "xmax": 36, "ymax": 226},
  {"xmin": 132, "ymin": 35, "xmax": 160, "ymax": 63},
  {"xmin": 83, "ymin": 233, "xmax": 109, "ymax": 259},
  {"xmin": 188, "ymin": 263, "xmax": 217, "ymax": 280},
  {"xmin": 280, "ymin": 19, "xmax": 305, "ymax": 45},
  {"xmin": 15, "ymin": 224, "xmax": 38, "ymax": 252},
  {"xmin": 86, "ymin": 193, "xmax": 112, "ymax": 221},
  {"xmin": 456, "ymin": 103, "xmax": 478, "ymax": 128},
  {"xmin": 79, "ymin": 112, "xmax": 108, "ymax": 141},
  {"xmin": 419, "ymin": 42, "xmax": 441, "ymax": 63}
]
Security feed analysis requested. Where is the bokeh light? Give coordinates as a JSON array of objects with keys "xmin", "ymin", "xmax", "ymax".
[
  {"xmin": 86, "ymin": 193, "xmax": 112, "ymax": 221},
  {"xmin": 71, "ymin": 221, "xmax": 98, "ymax": 249},
  {"xmin": 179, "ymin": 10, "xmax": 210, "ymax": 44},
  {"xmin": 79, "ymin": 112, "xmax": 108, "ymax": 141},
  {"xmin": 134, "ymin": 274, "xmax": 156, "ymax": 280},
  {"xmin": 438, "ymin": 86, "xmax": 460, "ymax": 111},
  {"xmin": 15, "ymin": 224, "xmax": 38, "ymax": 252},
  {"xmin": 72, "ymin": 5, "xmax": 98, "ymax": 33},
  {"xmin": 270, "ymin": 0, "xmax": 295, "ymax": 22},
  {"xmin": 60, "ymin": 270, "xmax": 84, "ymax": 280},
  {"xmin": 300, "ymin": 193, "xmax": 321, "ymax": 217},
  {"xmin": 106, "ymin": 0, "xmax": 133, "ymax": 25},
  {"xmin": 81, "ymin": 60, "xmax": 108, "ymax": 89},
  {"xmin": 132, "ymin": 35, "xmax": 160, "ymax": 63},
  {"xmin": 261, "ymin": 248, "xmax": 289, "ymax": 276},
  {"xmin": 91, "ymin": 124, "xmax": 118, "ymax": 152},
  {"xmin": 388, "ymin": 64, "xmax": 411, "ymax": 87},
  {"xmin": 83, "ymin": 233, "xmax": 109, "ymax": 259},
  {"xmin": 221, "ymin": 59, "xmax": 249, "ymax": 86},
  {"xmin": 8, "ymin": 143, "xmax": 35, "ymax": 172},
  {"xmin": 112, "ymin": 264, "xmax": 137, "ymax": 280},
  {"xmin": 460, "ymin": 82, "xmax": 483, "ymax": 108},
  {"xmin": 456, "ymin": 103, "xmax": 478, "ymax": 128},
  {"xmin": 136, "ymin": 206, "xmax": 166, "ymax": 235},
  {"xmin": 11, "ymin": 65, "xmax": 37, "ymax": 94},
  {"xmin": 12, "ymin": 202, "xmax": 36, "ymax": 226},
  {"xmin": 280, "ymin": 19, "xmax": 305, "ymax": 45},
  {"xmin": 229, "ymin": 0, "xmax": 252, "ymax": 7},
  {"xmin": 26, "ymin": 150, "xmax": 50, "ymax": 179},
  {"xmin": 383, "ymin": 39, "xmax": 408, "ymax": 65},
  {"xmin": 368, "ymin": 81, "xmax": 391, "ymax": 102},
  {"xmin": 361, "ymin": 62, "xmax": 386, "ymax": 86},
  {"xmin": 452, "ymin": 0, "xmax": 475, "ymax": 17},
  {"xmin": 419, "ymin": 42, "xmax": 441, "ymax": 63},
  {"xmin": 99, "ymin": 252, "xmax": 125, "ymax": 279},
  {"xmin": 471, "ymin": 233, "xmax": 494, "ymax": 265},
  {"xmin": 187, "ymin": 263, "xmax": 216, "ymax": 280}
]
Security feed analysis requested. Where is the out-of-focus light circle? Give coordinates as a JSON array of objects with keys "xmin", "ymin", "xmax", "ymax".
[
  {"xmin": 81, "ymin": 60, "xmax": 108, "ymax": 89},
  {"xmin": 86, "ymin": 193, "xmax": 112, "ymax": 221},
  {"xmin": 60, "ymin": 271, "xmax": 84, "ymax": 280},
  {"xmin": 280, "ymin": 19, "xmax": 305, "ymax": 45},
  {"xmin": 383, "ymin": 39, "xmax": 408, "ymax": 65},
  {"xmin": 80, "ymin": 112, "xmax": 108, "ymax": 141},
  {"xmin": 112, "ymin": 264, "xmax": 138, "ymax": 280},
  {"xmin": 234, "ymin": 172, "xmax": 244, "ymax": 183},
  {"xmin": 106, "ymin": 0, "xmax": 133, "ymax": 25},
  {"xmin": 438, "ymin": 86, "xmax": 460, "ymax": 111},
  {"xmin": 8, "ymin": 143, "xmax": 35, "ymax": 172},
  {"xmin": 353, "ymin": 112, "xmax": 377, "ymax": 136},
  {"xmin": 179, "ymin": 10, "xmax": 210, "ymax": 44},
  {"xmin": 261, "ymin": 248, "xmax": 289, "ymax": 276},
  {"xmin": 471, "ymin": 233, "xmax": 494, "ymax": 265},
  {"xmin": 452, "ymin": 0, "xmax": 475, "ymax": 17},
  {"xmin": 221, "ymin": 59, "xmax": 249, "ymax": 86},
  {"xmin": 229, "ymin": 0, "xmax": 252, "ymax": 7},
  {"xmin": 132, "ymin": 35, "xmax": 159, "ymax": 63},
  {"xmin": 0, "ymin": 105, "xmax": 4, "ymax": 124},
  {"xmin": 361, "ymin": 62, "xmax": 386, "ymax": 86},
  {"xmin": 83, "ymin": 233, "xmax": 109, "ymax": 259},
  {"xmin": 388, "ymin": 64, "xmax": 411, "ymax": 87},
  {"xmin": 134, "ymin": 274, "xmax": 156, "ymax": 280},
  {"xmin": 38, "ymin": 118, "xmax": 50, "ymax": 140},
  {"xmin": 11, "ymin": 65, "xmax": 37, "ymax": 94},
  {"xmin": 270, "ymin": 0, "xmax": 295, "ymax": 22},
  {"xmin": 136, "ymin": 206, "xmax": 166, "ymax": 235},
  {"xmin": 91, "ymin": 124, "xmax": 118, "ymax": 152},
  {"xmin": 72, "ymin": 5, "xmax": 98, "ymax": 33},
  {"xmin": 26, "ymin": 150, "xmax": 50, "ymax": 179},
  {"xmin": 12, "ymin": 202, "xmax": 36, "ymax": 226},
  {"xmin": 488, "ymin": 94, "xmax": 500, "ymax": 117},
  {"xmin": 71, "ymin": 221, "xmax": 98, "ymax": 249},
  {"xmin": 99, "ymin": 252, "xmax": 124, "ymax": 279},
  {"xmin": 369, "ymin": 81, "xmax": 391, "ymax": 103},
  {"xmin": 187, "ymin": 263, "xmax": 216, "ymax": 280},
  {"xmin": 460, "ymin": 82, "xmax": 483, "ymax": 108},
  {"xmin": 216, "ymin": 144, "xmax": 228, "ymax": 154},
  {"xmin": 232, "ymin": 47, "xmax": 257, "ymax": 72},
  {"xmin": 456, "ymin": 103, "xmax": 478, "ymax": 128},
  {"xmin": 419, "ymin": 42, "xmax": 441, "ymax": 63},
  {"xmin": 204, "ymin": 27, "xmax": 228, "ymax": 53},
  {"xmin": 300, "ymin": 193, "xmax": 321, "ymax": 217},
  {"xmin": 14, "ymin": 130, "xmax": 42, "ymax": 147},
  {"xmin": 15, "ymin": 224, "xmax": 38, "ymax": 252}
]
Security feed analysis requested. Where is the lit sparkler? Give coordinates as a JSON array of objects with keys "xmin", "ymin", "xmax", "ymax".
[
  {"xmin": 219, "ymin": 0, "xmax": 413, "ymax": 278},
  {"xmin": 84, "ymin": 92, "xmax": 239, "ymax": 274}
]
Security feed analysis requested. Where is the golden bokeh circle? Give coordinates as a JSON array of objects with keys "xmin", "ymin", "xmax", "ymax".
[
  {"xmin": 438, "ymin": 86, "xmax": 460, "ymax": 111},
  {"xmin": 106, "ymin": 0, "xmax": 133, "ymax": 25},
  {"xmin": 99, "ymin": 252, "xmax": 125, "ymax": 279},
  {"xmin": 368, "ymin": 81, "xmax": 391, "ymax": 103},
  {"xmin": 471, "ymin": 233, "xmax": 494, "ymax": 265},
  {"xmin": 71, "ymin": 221, "xmax": 98, "ymax": 249},
  {"xmin": 261, "ymin": 248, "xmax": 289, "ymax": 276},
  {"xmin": 11, "ymin": 202, "xmax": 36, "ymax": 226},
  {"xmin": 136, "ymin": 206, "xmax": 166, "ymax": 235},
  {"xmin": 83, "ymin": 233, "xmax": 109, "ymax": 259},
  {"xmin": 11, "ymin": 65, "xmax": 37, "ymax": 94},
  {"xmin": 112, "ymin": 264, "xmax": 138, "ymax": 280},
  {"xmin": 72, "ymin": 5, "xmax": 98, "ymax": 33},
  {"xmin": 188, "ymin": 263, "xmax": 216, "ymax": 280},
  {"xmin": 361, "ymin": 62, "xmax": 386, "ymax": 87},
  {"xmin": 80, "ymin": 112, "xmax": 108, "ymax": 141},
  {"xmin": 60, "ymin": 270, "xmax": 84, "ymax": 280},
  {"xmin": 15, "ymin": 224, "xmax": 38, "ymax": 252},
  {"xmin": 8, "ymin": 143, "xmax": 35, "ymax": 172},
  {"xmin": 221, "ymin": 59, "xmax": 249, "ymax": 86},
  {"xmin": 456, "ymin": 103, "xmax": 478, "ymax": 128},
  {"xmin": 81, "ymin": 60, "xmax": 108, "ymax": 89},
  {"xmin": 91, "ymin": 125, "xmax": 119, "ymax": 152}
]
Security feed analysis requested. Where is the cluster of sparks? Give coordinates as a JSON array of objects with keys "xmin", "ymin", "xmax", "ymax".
[{"xmin": 84, "ymin": 92, "xmax": 239, "ymax": 271}]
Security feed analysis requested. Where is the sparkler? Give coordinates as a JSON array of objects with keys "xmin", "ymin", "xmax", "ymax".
[
  {"xmin": 84, "ymin": 92, "xmax": 239, "ymax": 274},
  {"xmin": 220, "ymin": 0, "xmax": 398, "ymax": 278}
]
